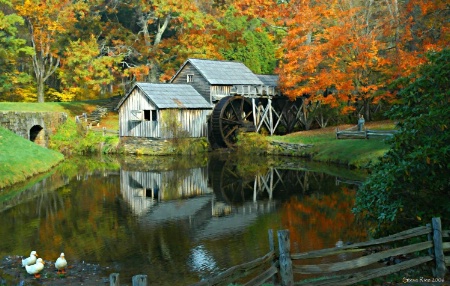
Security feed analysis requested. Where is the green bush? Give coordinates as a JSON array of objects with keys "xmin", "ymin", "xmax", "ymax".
[
  {"xmin": 49, "ymin": 120, "xmax": 120, "ymax": 155},
  {"xmin": 236, "ymin": 132, "xmax": 269, "ymax": 155},
  {"xmin": 353, "ymin": 49, "xmax": 450, "ymax": 235}
]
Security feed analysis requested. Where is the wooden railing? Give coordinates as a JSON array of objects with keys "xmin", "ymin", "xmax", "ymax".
[
  {"xmin": 336, "ymin": 126, "xmax": 398, "ymax": 139},
  {"xmin": 90, "ymin": 127, "xmax": 119, "ymax": 136},
  {"xmin": 187, "ymin": 217, "xmax": 448, "ymax": 286}
]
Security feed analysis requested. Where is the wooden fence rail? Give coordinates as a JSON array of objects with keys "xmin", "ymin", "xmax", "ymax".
[
  {"xmin": 336, "ymin": 126, "xmax": 398, "ymax": 139},
  {"xmin": 185, "ymin": 217, "xmax": 448, "ymax": 286},
  {"xmin": 90, "ymin": 127, "xmax": 119, "ymax": 136}
]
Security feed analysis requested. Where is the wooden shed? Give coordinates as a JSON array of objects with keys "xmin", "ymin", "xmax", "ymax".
[
  {"xmin": 170, "ymin": 58, "xmax": 264, "ymax": 104},
  {"xmin": 116, "ymin": 83, "xmax": 212, "ymax": 138}
]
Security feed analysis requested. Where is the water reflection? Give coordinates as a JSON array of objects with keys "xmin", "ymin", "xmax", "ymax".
[{"xmin": 0, "ymin": 154, "xmax": 367, "ymax": 285}]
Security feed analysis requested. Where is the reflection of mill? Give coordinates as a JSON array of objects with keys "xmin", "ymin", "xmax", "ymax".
[
  {"xmin": 120, "ymin": 158, "xmax": 331, "ymax": 238},
  {"xmin": 120, "ymin": 167, "xmax": 212, "ymax": 216},
  {"xmin": 208, "ymin": 158, "xmax": 325, "ymax": 205},
  {"xmin": 121, "ymin": 159, "xmax": 328, "ymax": 218}
]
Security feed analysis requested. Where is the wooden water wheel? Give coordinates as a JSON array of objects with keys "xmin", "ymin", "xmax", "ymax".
[{"xmin": 211, "ymin": 96, "xmax": 255, "ymax": 148}]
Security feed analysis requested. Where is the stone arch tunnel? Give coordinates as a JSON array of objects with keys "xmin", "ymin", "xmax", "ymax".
[{"xmin": 0, "ymin": 111, "xmax": 68, "ymax": 148}]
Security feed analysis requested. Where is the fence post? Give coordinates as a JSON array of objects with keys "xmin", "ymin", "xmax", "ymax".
[
  {"xmin": 432, "ymin": 217, "xmax": 446, "ymax": 278},
  {"xmin": 268, "ymin": 229, "xmax": 277, "ymax": 285},
  {"xmin": 277, "ymin": 230, "xmax": 294, "ymax": 286},
  {"xmin": 132, "ymin": 274, "xmax": 147, "ymax": 286},
  {"xmin": 103, "ymin": 127, "xmax": 106, "ymax": 136},
  {"xmin": 109, "ymin": 273, "xmax": 120, "ymax": 286}
]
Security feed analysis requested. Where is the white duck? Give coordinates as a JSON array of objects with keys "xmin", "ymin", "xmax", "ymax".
[
  {"xmin": 25, "ymin": 258, "xmax": 45, "ymax": 278},
  {"xmin": 21, "ymin": 251, "xmax": 38, "ymax": 267},
  {"xmin": 55, "ymin": 252, "xmax": 67, "ymax": 274}
]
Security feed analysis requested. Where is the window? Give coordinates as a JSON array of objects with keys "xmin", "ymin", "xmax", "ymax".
[
  {"xmin": 187, "ymin": 74, "xmax": 194, "ymax": 83},
  {"xmin": 144, "ymin": 110, "xmax": 151, "ymax": 121},
  {"xmin": 143, "ymin": 110, "xmax": 157, "ymax": 121}
]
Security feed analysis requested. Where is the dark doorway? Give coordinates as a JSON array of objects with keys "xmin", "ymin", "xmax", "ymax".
[{"xmin": 29, "ymin": 125, "xmax": 45, "ymax": 146}]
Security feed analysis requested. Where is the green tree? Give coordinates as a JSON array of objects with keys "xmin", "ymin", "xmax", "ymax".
[
  {"xmin": 353, "ymin": 49, "xmax": 450, "ymax": 234},
  {"xmin": 0, "ymin": 0, "xmax": 33, "ymax": 100},
  {"xmin": 219, "ymin": 7, "xmax": 276, "ymax": 74}
]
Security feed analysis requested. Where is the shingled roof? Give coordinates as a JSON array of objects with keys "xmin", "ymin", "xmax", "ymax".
[
  {"xmin": 171, "ymin": 59, "xmax": 264, "ymax": 85},
  {"xmin": 256, "ymin": 75, "xmax": 279, "ymax": 87},
  {"xmin": 117, "ymin": 83, "xmax": 212, "ymax": 109}
]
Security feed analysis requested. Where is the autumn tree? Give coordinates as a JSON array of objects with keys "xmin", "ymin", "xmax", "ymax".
[
  {"xmin": 0, "ymin": 0, "xmax": 33, "ymax": 101},
  {"xmin": 157, "ymin": 7, "xmax": 224, "ymax": 81},
  {"xmin": 278, "ymin": 0, "xmax": 395, "ymax": 122},
  {"xmin": 57, "ymin": 35, "xmax": 123, "ymax": 101},
  {"xmin": 15, "ymin": 0, "xmax": 88, "ymax": 102},
  {"xmin": 277, "ymin": 0, "xmax": 449, "ymax": 122},
  {"xmin": 110, "ymin": 0, "xmax": 210, "ymax": 83}
]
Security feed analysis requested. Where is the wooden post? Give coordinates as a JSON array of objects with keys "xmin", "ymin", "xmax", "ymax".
[
  {"xmin": 110, "ymin": 273, "xmax": 120, "ymax": 286},
  {"xmin": 427, "ymin": 223, "xmax": 433, "ymax": 256},
  {"xmin": 268, "ymin": 98, "xmax": 274, "ymax": 135},
  {"xmin": 132, "ymin": 275, "xmax": 147, "ymax": 286},
  {"xmin": 252, "ymin": 98, "xmax": 257, "ymax": 129},
  {"xmin": 432, "ymin": 217, "xmax": 446, "ymax": 278},
  {"xmin": 268, "ymin": 229, "xmax": 277, "ymax": 285},
  {"xmin": 277, "ymin": 230, "xmax": 294, "ymax": 286}
]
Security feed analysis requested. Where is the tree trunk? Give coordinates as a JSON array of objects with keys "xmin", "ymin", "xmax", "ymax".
[
  {"xmin": 364, "ymin": 98, "xmax": 371, "ymax": 121},
  {"xmin": 37, "ymin": 78, "xmax": 45, "ymax": 103}
]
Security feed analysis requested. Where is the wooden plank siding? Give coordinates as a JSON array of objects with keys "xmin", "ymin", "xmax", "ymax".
[
  {"xmin": 118, "ymin": 88, "xmax": 158, "ymax": 137},
  {"xmin": 171, "ymin": 63, "xmax": 213, "ymax": 103},
  {"xmin": 118, "ymin": 88, "xmax": 210, "ymax": 139},
  {"xmin": 210, "ymin": 85, "xmax": 232, "ymax": 100},
  {"xmin": 120, "ymin": 167, "xmax": 212, "ymax": 215},
  {"xmin": 160, "ymin": 109, "xmax": 210, "ymax": 139}
]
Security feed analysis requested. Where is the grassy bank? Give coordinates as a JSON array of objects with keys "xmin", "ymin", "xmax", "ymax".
[
  {"xmin": 268, "ymin": 121, "xmax": 395, "ymax": 168},
  {"xmin": 0, "ymin": 100, "xmax": 105, "ymax": 117},
  {"xmin": 0, "ymin": 127, "xmax": 64, "ymax": 189}
]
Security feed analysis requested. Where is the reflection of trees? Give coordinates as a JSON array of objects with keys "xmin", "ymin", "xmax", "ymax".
[
  {"xmin": 0, "ymin": 156, "xmax": 123, "ymax": 262},
  {"xmin": 281, "ymin": 186, "xmax": 367, "ymax": 253}
]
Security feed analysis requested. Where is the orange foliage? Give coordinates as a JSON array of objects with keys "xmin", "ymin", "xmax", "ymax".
[
  {"xmin": 276, "ymin": 0, "xmax": 449, "ymax": 116},
  {"xmin": 281, "ymin": 187, "xmax": 367, "ymax": 252}
]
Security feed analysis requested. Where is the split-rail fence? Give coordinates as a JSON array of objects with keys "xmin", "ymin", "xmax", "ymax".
[
  {"xmin": 107, "ymin": 217, "xmax": 449, "ymax": 286},
  {"xmin": 336, "ymin": 126, "xmax": 398, "ymax": 140}
]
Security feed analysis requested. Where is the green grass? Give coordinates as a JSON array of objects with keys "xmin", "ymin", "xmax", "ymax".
[
  {"xmin": 270, "ymin": 121, "xmax": 396, "ymax": 168},
  {"xmin": 0, "ymin": 100, "xmax": 109, "ymax": 117},
  {"xmin": 0, "ymin": 127, "xmax": 64, "ymax": 188}
]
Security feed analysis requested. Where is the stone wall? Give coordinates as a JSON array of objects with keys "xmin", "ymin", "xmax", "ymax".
[
  {"xmin": 0, "ymin": 111, "xmax": 68, "ymax": 148},
  {"xmin": 269, "ymin": 141, "xmax": 313, "ymax": 156},
  {"xmin": 119, "ymin": 136, "xmax": 209, "ymax": 155}
]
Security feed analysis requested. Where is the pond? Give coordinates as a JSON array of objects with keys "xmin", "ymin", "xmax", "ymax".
[{"xmin": 0, "ymin": 154, "xmax": 368, "ymax": 285}]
